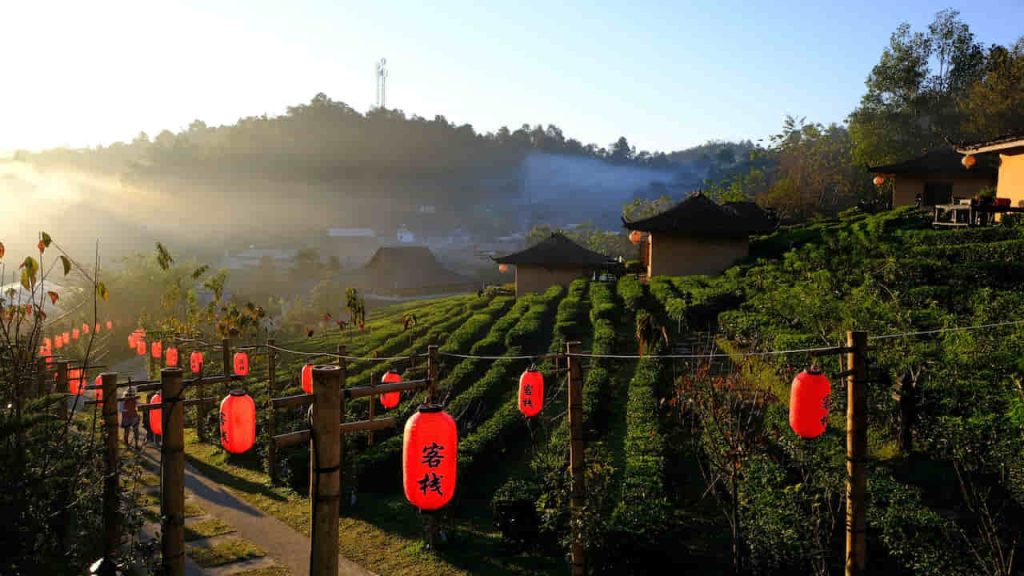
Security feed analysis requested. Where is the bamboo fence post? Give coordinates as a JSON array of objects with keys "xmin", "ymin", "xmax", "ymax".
[
  {"xmin": 845, "ymin": 330, "xmax": 868, "ymax": 576},
  {"xmin": 56, "ymin": 361, "xmax": 69, "ymax": 421},
  {"xmin": 267, "ymin": 338, "xmax": 278, "ymax": 483},
  {"xmin": 160, "ymin": 367, "xmax": 185, "ymax": 576},
  {"xmin": 101, "ymin": 372, "xmax": 119, "ymax": 559},
  {"xmin": 566, "ymin": 341, "xmax": 585, "ymax": 576},
  {"xmin": 308, "ymin": 364, "xmax": 342, "ymax": 576}
]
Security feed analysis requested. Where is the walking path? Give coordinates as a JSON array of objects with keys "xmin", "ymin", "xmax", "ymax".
[{"xmin": 136, "ymin": 429, "xmax": 373, "ymax": 575}]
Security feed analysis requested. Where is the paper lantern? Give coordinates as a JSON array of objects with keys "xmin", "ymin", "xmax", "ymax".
[
  {"xmin": 55, "ymin": 336, "xmax": 64, "ymax": 350},
  {"xmin": 165, "ymin": 347, "xmax": 179, "ymax": 367},
  {"xmin": 962, "ymin": 154, "xmax": 976, "ymax": 169},
  {"xmin": 43, "ymin": 337, "xmax": 51, "ymax": 350},
  {"xmin": 873, "ymin": 175, "xmax": 886, "ymax": 186},
  {"xmin": 301, "ymin": 364, "xmax": 314, "ymax": 394},
  {"xmin": 220, "ymin": 390, "xmax": 256, "ymax": 454},
  {"xmin": 136, "ymin": 340, "xmax": 146, "ymax": 356},
  {"xmin": 518, "ymin": 367, "xmax": 544, "ymax": 417},
  {"xmin": 93, "ymin": 375, "xmax": 104, "ymax": 403},
  {"xmin": 151, "ymin": 341, "xmax": 162, "ymax": 359},
  {"xmin": 402, "ymin": 405, "xmax": 457, "ymax": 511},
  {"xmin": 190, "ymin": 351, "xmax": 204, "ymax": 374},
  {"xmin": 629, "ymin": 230, "xmax": 643, "ymax": 245},
  {"xmin": 380, "ymin": 370, "xmax": 401, "ymax": 409},
  {"xmin": 233, "ymin": 352, "xmax": 249, "ymax": 376},
  {"xmin": 789, "ymin": 368, "xmax": 831, "ymax": 439},
  {"xmin": 82, "ymin": 323, "xmax": 89, "ymax": 334},
  {"xmin": 69, "ymin": 368, "xmax": 84, "ymax": 396},
  {"xmin": 72, "ymin": 328, "xmax": 79, "ymax": 341},
  {"xmin": 150, "ymin": 393, "xmax": 162, "ymax": 436},
  {"xmin": 106, "ymin": 320, "xmax": 113, "ymax": 330},
  {"xmin": 95, "ymin": 323, "xmax": 100, "ymax": 333},
  {"xmin": 498, "ymin": 263, "xmax": 509, "ymax": 273}
]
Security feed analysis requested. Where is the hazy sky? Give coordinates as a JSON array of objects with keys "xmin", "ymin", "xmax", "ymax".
[{"xmin": 2, "ymin": 0, "xmax": 1021, "ymax": 155}]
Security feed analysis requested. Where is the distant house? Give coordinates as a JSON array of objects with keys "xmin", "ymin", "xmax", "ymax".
[
  {"xmin": 867, "ymin": 148, "xmax": 997, "ymax": 208},
  {"xmin": 349, "ymin": 246, "xmax": 476, "ymax": 297},
  {"xmin": 955, "ymin": 133, "xmax": 1024, "ymax": 208},
  {"xmin": 622, "ymin": 191, "xmax": 775, "ymax": 278},
  {"xmin": 493, "ymin": 233, "xmax": 617, "ymax": 297}
]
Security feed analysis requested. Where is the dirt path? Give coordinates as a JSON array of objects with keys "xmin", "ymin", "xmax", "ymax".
[{"xmin": 139, "ymin": 448, "xmax": 374, "ymax": 576}]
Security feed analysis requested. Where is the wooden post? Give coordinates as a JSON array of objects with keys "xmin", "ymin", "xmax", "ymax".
[
  {"xmin": 566, "ymin": 341, "xmax": 585, "ymax": 576},
  {"xmin": 56, "ymin": 361, "xmax": 69, "ymax": 420},
  {"xmin": 101, "ymin": 372, "xmax": 120, "ymax": 559},
  {"xmin": 267, "ymin": 339, "xmax": 278, "ymax": 483},
  {"xmin": 308, "ymin": 364, "xmax": 342, "ymax": 576},
  {"xmin": 35, "ymin": 358, "xmax": 46, "ymax": 399},
  {"xmin": 845, "ymin": 330, "xmax": 868, "ymax": 576},
  {"xmin": 337, "ymin": 345, "xmax": 347, "ymax": 510},
  {"xmin": 160, "ymin": 367, "xmax": 185, "ymax": 576},
  {"xmin": 368, "ymin": 351, "xmax": 378, "ymax": 447},
  {"xmin": 425, "ymin": 344, "xmax": 442, "ymax": 549},
  {"xmin": 427, "ymin": 345, "xmax": 438, "ymax": 404}
]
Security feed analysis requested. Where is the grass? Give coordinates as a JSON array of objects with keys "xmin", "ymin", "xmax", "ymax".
[
  {"xmin": 233, "ymin": 567, "xmax": 291, "ymax": 576},
  {"xmin": 185, "ymin": 517, "xmax": 235, "ymax": 541},
  {"xmin": 188, "ymin": 537, "xmax": 265, "ymax": 567}
]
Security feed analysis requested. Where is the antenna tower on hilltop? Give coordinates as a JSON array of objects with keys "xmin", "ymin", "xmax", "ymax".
[{"xmin": 375, "ymin": 58, "xmax": 388, "ymax": 109}]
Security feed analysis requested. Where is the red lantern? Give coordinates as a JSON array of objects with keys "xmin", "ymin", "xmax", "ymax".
[
  {"xmin": 62, "ymin": 331, "xmax": 70, "ymax": 343},
  {"xmin": 151, "ymin": 341, "xmax": 162, "ymax": 359},
  {"xmin": 301, "ymin": 364, "xmax": 314, "ymax": 394},
  {"xmin": 136, "ymin": 340, "xmax": 146, "ymax": 356},
  {"xmin": 106, "ymin": 320, "xmax": 113, "ymax": 330},
  {"xmin": 233, "ymin": 352, "xmax": 249, "ymax": 376},
  {"xmin": 72, "ymin": 328, "xmax": 79, "ymax": 341},
  {"xmin": 95, "ymin": 323, "xmax": 101, "ymax": 333},
  {"xmin": 402, "ymin": 405, "xmax": 457, "ymax": 511},
  {"xmin": 498, "ymin": 263, "xmax": 509, "ymax": 274},
  {"xmin": 518, "ymin": 367, "xmax": 544, "ymax": 417},
  {"xmin": 190, "ymin": 351, "xmax": 204, "ymax": 374},
  {"xmin": 629, "ymin": 230, "xmax": 643, "ymax": 245},
  {"xmin": 55, "ymin": 336, "xmax": 64, "ymax": 350},
  {"xmin": 128, "ymin": 333, "xmax": 136, "ymax": 348},
  {"xmin": 962, "ymin": 154, "xmax": 976, "ymax": 169},
  {"xmin": 44, "ymin": 337, "xmax": 51, "ymax": 350},
  {"xmin": 150, "ymin": 393, "xmax": 162, "ymax": 436},
  {"xmin": 165, "ymin": 347, "xmax": 179, "ymax": 367},
  {"xmin": 220, "ymin": 390, "xmax": 256, "ymax": 454},
  {"xmin": 872, "ymin": 175, "xmax": 886, "ymax": 186},
  {"xmin": 82, "ymin": 323, "xmax": 89, "ymax": 334},
  {"xmin": 69, "ymin": 368, "xmax": 84, "ymax": 396},
  {"xmin": 789, "ymin": 368, "xmax": 831, "ymax": 439},
  {"xmin": 380, "ymin": 370, "xmax": 401, "ymax": 409},
  {"xmin": 93, "ymin": 375, "xmax": 104, "ymax": 403}
]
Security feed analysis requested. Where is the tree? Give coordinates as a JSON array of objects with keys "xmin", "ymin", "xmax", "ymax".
[
  {"xmin": 849, "ymin": 10, "xmax": 986, "ymax": 167},
  {"xmin": 608, "ymin": 136, "xmax": 635, "ymax": 164},
  {"xmin": 960, "ymin": 38, "xmax": 1024, "ymax": 138}
]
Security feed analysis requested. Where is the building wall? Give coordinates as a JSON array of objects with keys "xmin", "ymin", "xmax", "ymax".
[
  {"xmin": 515, "ymin": 265, "xmax": 589, "ymax": 296},
  {"xmin": 997, "ymin": 152, "xmax": 1024, "ymax": 208},
  {"xmin": 891, "ymin": 176, "xmax": 995, "ymax": 207},
  {"xmin": 647, "ymin": 234, "xmax": 749, "ymax": 278}
]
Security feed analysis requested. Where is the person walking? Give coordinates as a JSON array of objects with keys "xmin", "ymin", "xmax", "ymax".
[
  {"xmin": 141, "ymin": 392, "xmax": 155, "ymax": 446},
  {"xmin": 120, "ymin": 387, "xmax": 140, "ymax": 449}
]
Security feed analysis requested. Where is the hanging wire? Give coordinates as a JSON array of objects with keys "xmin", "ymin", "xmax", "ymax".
[{"xmin": 866, "ymin": 318, "xmax": 1024, "ymax": 341}]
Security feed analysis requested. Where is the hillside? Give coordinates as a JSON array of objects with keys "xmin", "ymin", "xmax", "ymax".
[{"xmin": 157, "ymin": 207, "xmax": 1024, "ymax": 574}]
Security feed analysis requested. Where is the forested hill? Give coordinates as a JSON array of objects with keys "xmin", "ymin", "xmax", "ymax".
[{"xmin": 10, "ymin": 94, "xmax": 760, "ymax": 251}]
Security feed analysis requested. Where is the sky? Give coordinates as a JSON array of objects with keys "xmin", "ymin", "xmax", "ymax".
[{"xmin": 1, "ymin": 0, "xmax": 1022, "ymax": 155}]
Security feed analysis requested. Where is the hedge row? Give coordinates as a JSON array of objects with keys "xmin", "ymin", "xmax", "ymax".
[
  {"xmin": 913, "ymin": 238, "xmax": 1024, "ymax": 265},
  {"xmin": 649, "ymin": 276, "xmax": 687, "ymax": 323},
  {"xmin": 582, "ymin": 281, "xmax": 619, "ymax": 433},
  {"xmin": 471, "ymin": 297, "xmax": 535, "ymax": 356},
  {"xmin": 459, "ymin": 286, "xmax": 568, "ymax": 471},
  {"xmin": 616, "ymin": 274, "xmax": 645, "ymax": 312},
  {"xmin": 610, "ymin": 347, "xmax": 671, "ymax": 540},
  {"xmin": 505, "ymin": 285, "xmax": 565, "ymax": 350},
  {"xmin": 440, "ymin": 296, "xmax": 514, "ymax": 354}
]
